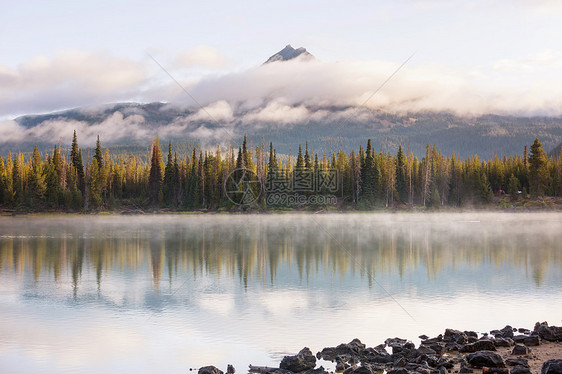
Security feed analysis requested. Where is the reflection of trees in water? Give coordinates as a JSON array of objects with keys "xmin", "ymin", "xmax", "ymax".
[{"xmin": 0, "ymin": 220, "xmax": 560, "ymax": 289}]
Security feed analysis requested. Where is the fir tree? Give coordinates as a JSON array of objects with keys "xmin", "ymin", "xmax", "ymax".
[
  {"xmin": 148, "ymin": 138, "xmax": 164, "ymax": 204},
  {"xmin": 71, "ymin": 130, "xmax": 85, "ymax": 194},
  {"xmin": 94, "ymin": 135, "xmax": 103, "ymax": 168},
  {"xmin": 508, "ymin": 173, "xmax": 520, "ymax": 201},
  {"xmin": 88, "ymin": 159, "xmax": 102, "ymax": 209},
  {"xmin": 528, "ymin": 138, "xmax": 548, "ymax": 197},
  {"xmin": 396, "ymin": 145, "xmax": 407, "ymax": 203}
]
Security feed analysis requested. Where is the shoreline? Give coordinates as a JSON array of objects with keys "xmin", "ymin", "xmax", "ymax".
[
  {"xmin": 2, "ymin": 202, "xmax": 562, "ymax": 216},
  {"xmin": 197, "ymin": 322, "xmax": 562, "ymax": 374}
]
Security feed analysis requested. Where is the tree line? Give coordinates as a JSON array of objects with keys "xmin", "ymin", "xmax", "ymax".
[{"xmin": 0, "ymin": 130, "xmax": 560, "ymax": 211}]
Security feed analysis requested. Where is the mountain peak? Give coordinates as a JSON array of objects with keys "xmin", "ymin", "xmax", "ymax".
[{"xmin": 265, "ymin": 45, "xmax": 314, "ymax": 64}]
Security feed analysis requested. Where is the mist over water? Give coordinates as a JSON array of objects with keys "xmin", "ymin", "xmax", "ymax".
[{"xmin": 0, "ymin": 213, "xmax": 561, "ymax": 373}]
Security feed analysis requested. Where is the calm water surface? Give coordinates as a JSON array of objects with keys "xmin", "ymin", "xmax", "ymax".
[{"xmin": 0, "ymin": 213, "xmax": 561, "ymax": 374}]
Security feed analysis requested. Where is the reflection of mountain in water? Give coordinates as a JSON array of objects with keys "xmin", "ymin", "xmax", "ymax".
[{"xmin": 1, "ymin": 215, "xmax": 560, "ymax": 297}]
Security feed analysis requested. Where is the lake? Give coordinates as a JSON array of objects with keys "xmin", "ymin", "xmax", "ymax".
[{"xmin": 0, "ymin": 213, "xmax": 561, "ymax": 373}]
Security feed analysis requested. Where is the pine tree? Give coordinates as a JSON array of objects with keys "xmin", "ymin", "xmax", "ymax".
[
  {"xmin": 88, "ymin": 159, "xmax": 102, "ymax": 209},
  {"xmin": 295, "ymin": 145, "xmax": 305, "ymax": 169},
  {"xmin": 396, "ymin": 145, "xmax": 407, "ymax": 203},
  {"xmin": 71, "ymin": 130, "xmax": 85, "ymax": 194},
  {"xmin": 94, "ymin": 135, "xmax": 103, "ymax": 168},
  {"xmin": 508, "ymin": 173, "xmax": 520, "ymax": 201},
  {"xmin": 162, "ymin": 141, "xmax": 175, "ymax": 206},
  {"xmin": 0, "ymin": 157, "xmax": 6, "ymax": 205},
  {"xmin": 12, "ymin": 157, "xmax": 22, "ymax": 206},
  {"xmin": 148, "ymin": 138, "xmax": 164, "ymax": 205},
  {"xmin": 528, "ymin": 138, "xmax": 548, "ymax": 197},
  {"xmin": 359, "ymin": 139, "xmax": 376, "ymax": 208},
  {"xmin": 304, "ymin": 142, "xmax": 312, "ymax": 169}
]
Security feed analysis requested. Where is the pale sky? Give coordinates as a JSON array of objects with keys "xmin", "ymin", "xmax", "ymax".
[{"xmin": 1, "ymin": 0, "xmax": 562, "ymax": 119}]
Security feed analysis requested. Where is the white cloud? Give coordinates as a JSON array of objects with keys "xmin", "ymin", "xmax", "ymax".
[
  {"xmin": 188, "ymin": 100, "xmax": 234, "ymax": 122},
  {"xmin": 0, "ymin": 51, "xmax": 147, "ymax": 117},
  {"xmin": 173, "ymin": 46, "xmax": 227, "ymax": 68}
]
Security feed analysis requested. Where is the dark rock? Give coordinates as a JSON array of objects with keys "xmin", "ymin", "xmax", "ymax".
[
  {"xmin": 444, "ymin": 343, "xmax": 460, "ymax": 352},
  {"xmin": 304, "ymin": 367, "xmax": 328, "ymax": 374},
  {"xmin": 493, "ymin": 337, "xmax": 514, "ymax": 347},
  {"xmin": 438, "ymin": 366, "xmax": 447, "ymax": 374},
  {"xmin": 428, "ymin": 344, "xmax": 444, "ymax": 356},
  {"xmin": 417, "ymin": 346, "xmax": 436, "ymax": 356},
  {"xmin": 421, "ymin": 335, "xmax": 443, "ymax": 345},
  {"xmin": 348, "ymin": 366, "xmax": 375, "ymax": 374},
  {"xmin": 481, "ymin": 368, "xmax": 508, "ymax": 374},
  {"xmin": 343, "ymin": 366, "xmax": 357, "ymax": 374},
  {"xmin": 415, "ymin": 369, "xmax": 430, "ymax": 374},
  {"xmin": 465, "ymin": 331, "xmax": 479, "ymax": 338},
  {"xmin": 459, "ymin": 363, "xmax": 473, "ymax": 373},
  {"xmin": 419, "ymin": 335, "xmax": 429, "ymax": 340},
  {"xmin": 506, "ymin": 358, "xmax": 529, "ymax": 367},
  {"xmin": 360, "ymin": 347, "xmax": 391, "ymax": 364},
  {"xmin": 460, "ymin": 339, "xmax": 496, "ymax": 353},
  {"xmin": 513, "ymin": 335, "xmax": 540, "ymax": 346},
  {"xmin": 467, "ymin": 336, "xmax": 478, "ymax": 344},
  {"xmin": 437, "ymin": 358, "xmax": 454, "ymax": 369},
  {"xmin": 280, "ymin": 347, "xmax": 316, "ymax": 373},
  {"xmin": 518, "ymin": 328, "xmax": 531, "ymax": 334},
  {"xmin": 444, "ymin": 329, "xmax": 468, "ymax": 344},
  {"xmin": 386, "ymin": 337, "xmax": 408, "ymax": 348},
  {"xmin": 510, "ymin": 365, "xmax": 531, "ymax": 374},
  {"xmin": 542, "ymin": 360, "xmax": 562, "ymax": 374},
  {"xmin": 336, "ymin": 362, "xmax": 346, "ymax": 372},
  {"xmin": 227, "ymin": 365, "xmax": 235, "ymax": 374},
  {"xmin": 405, "ymin": 363, "xmax": 420, "ymax": 371},
  {"xmin": 466, "ymin": 351, "xmax": 505, "ymax": 368},
  {"xmin": 199, "ymin": 366, "xmax": 224, "ymax": 374},
  {"xmin": 534, "ymin": 322, "xmax": 562, "ymax": 342},
  {"xmin": 511, "ymin": 345, "xmax": 529, "ymax": 355},
  {"xmin": 317, "ymin": 339, "xmax": 366, "ymax": 361},
  {"xmin": 499, "ymin": 325, "xmax": 515, "ymax": 339},
  {"xmin": 387, "ymin": 369, "xmax": 411, "ymax": 374},
  {"xmin": 394, "ymin": 357, "xmax": 407, "ymax": 367}
]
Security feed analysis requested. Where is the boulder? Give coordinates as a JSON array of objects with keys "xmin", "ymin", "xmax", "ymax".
[
  {"xmin": 387, "ymin": 369, "xmax": 411, "ymax": 374},
  {"xmin": 511, "ymin": 345, "xmax": 529, "ymax": 355},
  {"xmin": 499, "ymin": 325, "xmax": 515, "ymax": 339},
  {"xmin": 444, "ymin": 329, "xmax": 468, "ymax": 344},
  {"xmin": 316, "ymin": 339, "xmax": 366, "ymax": 361},
  {"xmin": 510, "ymin": 366, "xmax": 531, "ymax": 374},
  {"xmin": 227, "ymin": 365, "xmax": 235, "ymax": 374},
  {"xmin": 421, "ymin": 335, "xmax": 443, "ymax": 345},
  {"xmin": 466, "ymin": 351, "xmax": 505, "ymax": 368},
  {"xmin": 506, "ymin": 358, "xmax": 529, "ymax": 367},
  {"xmin": 280, "ymin": 348, "xmax": 317, "ymax": 373},
  {"xmin": 348, "ymin": 366, "xmax": 375, "ymax": 374},
  {"xmin": 199, "ymin": 366, "xmax": 224, "ymax": 374},
  {"xmin": 460, "ymin": 339, "xmax": 496, "ymax": 353},
  {"xmin": 493, "ymin": 337, "xmax": 514, "ymax": 347},
  {"xmin": 542, "ymin": 360, "xmax": 562, "ymax": 374},
  {"xmin": 304, "ymin": 367, "xmax": 328, "ymax": 374},
  {"xmin": 534, "ymin": 322, "xmax": 562, "ymax": 342},
  {"xmin": 513, "ymin": 335, "xmax": 540, "ymax": 346}
]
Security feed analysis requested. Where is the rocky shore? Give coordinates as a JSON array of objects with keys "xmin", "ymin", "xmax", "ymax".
[{"xmin": 197, "ymin": 322, "xmax": 562, "ymax": 374}]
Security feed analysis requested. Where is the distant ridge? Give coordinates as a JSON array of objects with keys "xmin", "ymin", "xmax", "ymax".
[{"xmin": 265, "ymin": 44, "xmax": 314, "ymax": 64}]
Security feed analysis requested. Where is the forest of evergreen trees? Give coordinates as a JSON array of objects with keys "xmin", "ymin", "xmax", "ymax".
[{"xmin": 0, "ymin": 130, "xmax": 561, "ymax": 212}]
